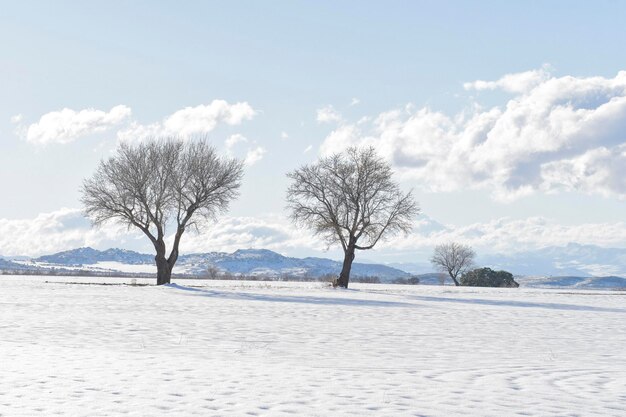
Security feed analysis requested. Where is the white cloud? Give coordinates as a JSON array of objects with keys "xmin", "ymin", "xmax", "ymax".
[
  {"xmin": 177, "ymin": 215, "xmax": 320, "ymax": 254},
  {"xmin": 281, "ymin": 131, "xmax": 289, "ymax": 140},
  {"xmin": 303, "ymin": 145, "xmax": 313, "ymax": 153},
  {"xmin": 320, "ymin": 69, "xmax": 626, "ymax": 200},
  {"xmin": 244, "ymin": 146, "xmax": 267, "ymax": 166},
  {"xmin": 463, "ymin": 65, "xmax": 552, "ymax": 93},
  {"xmin": 319, "ymin": 125, "xmax": 361, "ymax": 156},
  {"xmin": 21, "ymin": 105, "xmax": 131, "ymax": 145},
  {"xmin": 350, "ymin": 98, "xmax": 360, "ymax": 106},
  {"xmin": 223, "ymin": 134, "xmax": 265, "ymax": 165},
  {"xmin": 10, "ymin": 114, "xmax": 22, "ymax": 124},
  {"xmin": 165, "ymin": 101, "xmax": 256, "ymax": 134},
  {"xmin": 225, "ymin": 133, "xmax": 248, "ymax": 151},
  {"xmin": 540, "ymin": 145, "xmax": 626, "ymax": 198},
  {"xmin": 117, "ymin": 100, "xmax": 256, "ymax": 142},
  {"xmin": 316, "ymin": 105, "xmax": 342, "ymax": 123}
]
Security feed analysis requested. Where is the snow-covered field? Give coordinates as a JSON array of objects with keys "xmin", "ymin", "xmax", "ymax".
[{"xmin": 1, "ymin": 276, "xmax": 625, "ymax": 416}]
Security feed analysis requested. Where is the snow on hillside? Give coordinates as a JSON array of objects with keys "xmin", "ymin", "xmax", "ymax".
[
  {"xmin": 0, "ymin": 258, "xmax": 29, "ymax": 270},
  {"xmin": 36, "ymin": 247, "xmax": 154, "ymax": 265},
  {"xmin": 92, "ymin": 261, "xmax": 157, "ymax": 274},
  {"xmin": 5, "ymin": 246, "xmax": 625, "ymax": 289},
  {"xmin": 1, "ymin": 276, "xmax": 625, "ymax": 416},
  {"xmin": 518, "ymin": 275, "xmax": 626, "ymax": 289},
  {"xmin": 30, "ymin": 247, "xmax": 412, "ymax": 280}
]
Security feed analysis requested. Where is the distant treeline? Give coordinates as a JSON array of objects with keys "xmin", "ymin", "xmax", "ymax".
[{"xmin": 0, "ymin": 268, "xmax": 420, "ymax": 284}]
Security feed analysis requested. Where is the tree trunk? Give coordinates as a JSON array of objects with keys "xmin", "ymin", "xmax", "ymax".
[
  {"xmin": 337, "ymin": 246, "xmax": 356, "ymax": 288},
  {"xmin": 156, "ymin": 255, "xmax": 172, "ymax": 285},
  {"xmin": 449, "ymin": 273, "xmax": 460, "ymax": 286}
]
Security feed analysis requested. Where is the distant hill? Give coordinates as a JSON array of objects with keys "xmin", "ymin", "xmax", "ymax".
[
  {"xmin": 36, "ymin": 247, "xmax": 154, "ymax": 265},
  {"xmin": 0, "ymin": 257, "xmax": 32, "ymax": 271},
  {"xmin": 517, "ymin": 275, "xmax": 626, "ymax": 289},
  {"xmin": 30, "ymin": 247, "xmax": 411, "ymax": 281}
]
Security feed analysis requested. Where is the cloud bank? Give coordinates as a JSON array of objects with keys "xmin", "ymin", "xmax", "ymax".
[
  {"xmin": 1, "ymin": 209, "xmax": 625, "ymax": 259},
  {"xmin": 117, "ymin": 100, "xmax": 256, "ymax": 142},
  {"xmin": 320, "ymin": 69, "xmax": 626, "ymax": 200},
  {"xmin": 15, "ymin": 100, "xmax": 256, "ymax": 145},
  {"xmin": 0, "ymin": 208, "xmax": 140, "ymax": 257},
  {"xmin": 0, "ymin": 209, "xmax": 317, "ymax": 258},
  {"xmin": 387, "ymin": 216, "xmax": 626, "ymax": 254}
]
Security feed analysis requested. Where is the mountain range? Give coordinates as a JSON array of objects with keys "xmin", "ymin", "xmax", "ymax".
[
  {"xmin": 2, "ymin": 244, "xmax": 626, "ymax": 289},
  {"xmin": 21, "ymin": 247, "xmax": 412, "ymax": 280}
]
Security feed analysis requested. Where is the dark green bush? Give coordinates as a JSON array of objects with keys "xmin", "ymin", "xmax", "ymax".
[{"xmin": 460, "ymin": 267, "xmax": 519, "ymax": 288}]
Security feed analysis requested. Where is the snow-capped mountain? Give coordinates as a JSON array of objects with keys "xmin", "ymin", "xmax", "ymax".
[
  {"xmin": 28, "ymin": 247, "xmax": 411, "ymax": 280},
  {"xmin": 36, "ymin": 247, "xmax": 154, "ymax": 265},
  {"xmin": 515, "ymin": 275, "xmax": 626, "ymax": 289},
  {"xmin": 0, "ymin": 257, "xmax": 32, "ymax": 271}
]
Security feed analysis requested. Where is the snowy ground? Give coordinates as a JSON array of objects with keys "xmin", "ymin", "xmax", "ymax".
[{"xmin": 1, "ymin": 276, "xmax": 625, "ymax": 416}]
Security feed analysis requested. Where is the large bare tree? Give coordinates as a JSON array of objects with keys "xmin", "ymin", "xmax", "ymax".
[
  {"xmin": 287, "ymin": 146, "xmax": 419, "ymax": 288},
  {"xmin": 81, "ymin": 138, "xmax": 244, "ymax": 285},
  {"xmin": 430, "ymin": 242, "xmax": 475, "ymax": 286}
]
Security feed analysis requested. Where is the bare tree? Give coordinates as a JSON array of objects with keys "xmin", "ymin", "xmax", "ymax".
[
  {"xmin": 286, "ymin": 146, "xmax": 419, "ymax": 288},
  {"xmin": 81, "ymin": 138, "xmax": 244, "ymax": 285},
  {"xmin": 430, "ymin": 242, "xmax": 475, "ymax": 286},
  {"xmin": 206, "ymin": 264, "xmax": 221, "ymax": 280}
]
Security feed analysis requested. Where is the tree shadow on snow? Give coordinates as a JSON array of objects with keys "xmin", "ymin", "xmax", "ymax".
[
  {"xmin": 404, "ymin": 295, "xmax": 626, "ymax": 313},
  {"xmin": 164, "ymin": 283, "xmax": 413, "ymax": 308}
]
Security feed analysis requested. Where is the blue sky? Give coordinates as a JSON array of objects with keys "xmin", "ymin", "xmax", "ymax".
[{"xmin": 1, "ymin": 1, "xmax": 626, "ymax": 262}]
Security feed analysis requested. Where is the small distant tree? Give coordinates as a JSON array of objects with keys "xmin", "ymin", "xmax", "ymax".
[
  {"xmin": 81, "ymin": 138, "xmax": 244, "ymax": 285},
  {"xmin": 286, "ymin": 147, "xmax": 419, "ymax": 288},
  {"xmin": 430, "ymin": 242, "xmax": 475, "ymax": 286},
  {"xmin": 460, "ymin": 267, "xmax": 519, "ymax": 288},
  {"xmin": 206, "ymin": 265, "xmax": 221, "ymax": 280}
]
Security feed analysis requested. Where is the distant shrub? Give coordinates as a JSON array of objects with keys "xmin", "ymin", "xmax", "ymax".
[
  {"xmin": 460, "ymin": 267, "xmax": 519, "ymax": 288},
  {"xmin": 407, "ymin": 276, "xmax": 420, "ymax": 285},
  {"xmin": 391, "ymin": 276, "xmax": 420, "ymax": 285}
]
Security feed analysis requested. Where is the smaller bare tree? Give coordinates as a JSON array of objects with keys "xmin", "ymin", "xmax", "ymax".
[
  {"xmin": 206, "ymin": 265, "xmax": 221, "ymax": 280},
  {"xmin": 430, "ymin": 242, "xmax": 475, "ymax": 286}
]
